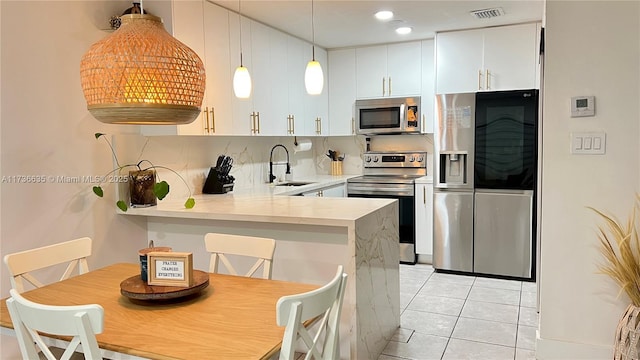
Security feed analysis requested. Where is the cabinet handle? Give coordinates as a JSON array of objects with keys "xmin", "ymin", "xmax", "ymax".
[
  {"xmin": 291, "ymin": 115, "xmax": 295, "ymax": 134},
  {"xmin": 478, "ymin": 70, "xmax": 483, "ymax": 90},
  {"xmin": 315, "ymin": 117, "xmax": 322, "ymax": 134},
  {"xmin": 382, "ymin": 77, "xmax": 386, "ymax": 96},
  {"xmin": 286, "ymin": 116, "xmax": 291, "ymax": 134},
  {"xmin": 204, "ymin": 107, "xmax": 210, "ymax": 133},
  {"xmin": 256, "ymin": 112, "xmax": 260, "ymax": 134},
  {"xmin": 423, "ymin": 185, "xmax": 426, "ymax": 204},
  {"xmin": 249, "ymin": 111, "xmax": 256, "ymax": 134},
  {"xmin": 351, "ymin": 117, "xmax": 355, "ymax": 134},
  {"xmin": 486, "ymin": 69, "xmax": 490, "ymax": 90},
  {"xmin": 388, "ymin": 76, "xmax": 392, "ymax": 96},
  {"xmin": 210, "ymin": 107, "xmax": 215, "ymax": 134}
]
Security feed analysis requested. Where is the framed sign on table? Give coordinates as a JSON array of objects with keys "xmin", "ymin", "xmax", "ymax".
[{"xmin": 147, "ymin": 252, "xmax": 193, "ymax": 287}]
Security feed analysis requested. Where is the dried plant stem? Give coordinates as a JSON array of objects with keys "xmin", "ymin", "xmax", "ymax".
[{"xmin": 590, "ymin": 195, "xmax": 640, "ymax": 307}]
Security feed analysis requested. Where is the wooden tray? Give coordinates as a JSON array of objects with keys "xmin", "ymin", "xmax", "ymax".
[{"xmin": 120, "ymin": 270, "xmax": 210, "ymax": 301}]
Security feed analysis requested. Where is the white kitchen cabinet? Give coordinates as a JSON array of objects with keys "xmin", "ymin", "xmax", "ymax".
[
  {"xmin": 142, "ymin": 1, "xmax": 237, "ymax": 136},
  {"xmin": 229, "ymin": 13, "xmax": 254, "ymax": 135},
  {"xmin": 202, "ymin": 2, "xmax": 232, "ymax": 135},
  {"xmin": 415, "ymin": 178, "xmax": 433, "ymax": 261},
  {"xmin": 303, "ymin": 47, "xmax": 329, "ymax": 136},
  {"xmin": 302, "ymin": 183, "xmax": 345, "ymax": 197},
  {"xmin": 356, "ymin": 42, "xmax": 422, "ymax": 99},
  {"xmin": 141, "ymin": 0, "xmax": 206, "ymax": 136},
  {"xmin": 482, "ymin": 23, "xmax": 539, "ymax": 92},
  {"xmin": 286, "ymin": 36, "xmax": 308, "ymax": 136},
  {"xmin": 328, "ymin": 48, "xmax": 356, "ymax": 135},
  {"xmin": 436, "ymin": 23, "xmax": 539, "ymax": 94},
  {"xmin": 420, "ymin": 39, "xmax": 435, "ymax": 134}
]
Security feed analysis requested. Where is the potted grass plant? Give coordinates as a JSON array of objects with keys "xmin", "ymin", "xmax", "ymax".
[
  {"xmin": 92, "ymin": 133, "xmax": 195, "ymax": 211},
  {"xmin": 590, "ymin": 195, "xmax": 640, "ymax": 360}
]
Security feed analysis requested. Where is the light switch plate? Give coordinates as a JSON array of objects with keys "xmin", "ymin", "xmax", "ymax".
[{"xmin": 571, "ymin": 132, "xmax": 606, "ymax": 154}]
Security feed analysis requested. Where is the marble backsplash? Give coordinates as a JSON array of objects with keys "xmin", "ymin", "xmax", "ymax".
[{"xmin": 111, "ymin": 133, "xmax": 433, "ymax": 201}]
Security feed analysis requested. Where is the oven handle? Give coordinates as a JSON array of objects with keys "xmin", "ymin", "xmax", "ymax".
[{"xmin": 347, "ymin": 187, "xmax": 415, "ymax": 197}]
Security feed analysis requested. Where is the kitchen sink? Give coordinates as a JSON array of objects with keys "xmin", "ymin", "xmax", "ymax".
[{"xmin": 275, "ymin": 181, "xmax": 315, "ymax": 187}]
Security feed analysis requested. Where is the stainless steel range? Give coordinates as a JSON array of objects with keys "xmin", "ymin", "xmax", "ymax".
[{"xmin": 347, "ymin": 151, "xmax": 428, "ymax": 264}]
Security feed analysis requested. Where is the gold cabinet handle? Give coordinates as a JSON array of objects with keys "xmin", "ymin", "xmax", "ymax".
[
  {"xmin": 486, "ymin": 69, "xmax": 490, "ymax": 90},
  {"xmin": 250, "ymin": 112, "xmax": 255, "ymax": 134},
  {"xmin": 388, "ymin": 76, "xmax": 392, "ymax": 96},
  {"xmin": 382, "ymin": 77, "xmax": 386, "ymax": 96},
  {"xmin": 204, "ymin": 107, "xmax": 210, "ymax": 133},
  {"xmin": 256, "ymin": 111, "xmax": 260, "ymax": 134},
  {"xmin": 210, "ymin": 107, "xmax": 215, "ymax": 134},
  {"xmin": 478, "ymin": 70, "xmax": 483, "ymax": 90}
]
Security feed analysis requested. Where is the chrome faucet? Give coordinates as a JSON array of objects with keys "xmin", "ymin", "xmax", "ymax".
[{"xmin": 269, "ymin": 144, "xmax": 290, "ymax": 183}]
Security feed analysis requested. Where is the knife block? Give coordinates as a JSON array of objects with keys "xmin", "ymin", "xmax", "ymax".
[{"xmin": 202, "ymin": 168, "xmax": 234, "ymax": 194}]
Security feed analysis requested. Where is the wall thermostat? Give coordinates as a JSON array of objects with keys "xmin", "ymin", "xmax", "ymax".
[{"xmin": 571, "ymin": 96, "xmax": 595, "ymax": 117}]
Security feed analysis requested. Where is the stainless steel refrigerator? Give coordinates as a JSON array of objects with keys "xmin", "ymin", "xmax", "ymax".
[{"xmin": 433, "ymin": 90, "xmax": 538, "ymax": 279}]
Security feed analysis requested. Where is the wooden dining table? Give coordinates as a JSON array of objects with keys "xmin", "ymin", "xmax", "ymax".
[{"xmin": 0, "ymin": 263, "xmax": 319, "ymax": 360}]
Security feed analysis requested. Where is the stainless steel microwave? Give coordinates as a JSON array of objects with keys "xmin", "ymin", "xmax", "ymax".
[{"xmin": 355, "ymin": 96, "xmax": 421, "ymax": 135}]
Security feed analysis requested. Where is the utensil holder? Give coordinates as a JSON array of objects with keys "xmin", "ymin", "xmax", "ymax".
[{"xmin": 330, "ymin": 161, "xmax": 343, "ymax": 176}]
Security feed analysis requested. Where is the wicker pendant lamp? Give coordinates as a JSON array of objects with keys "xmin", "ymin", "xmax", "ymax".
[{"xmin": 80, "ymin": 11, "xmax": 206, "ymax": 125}]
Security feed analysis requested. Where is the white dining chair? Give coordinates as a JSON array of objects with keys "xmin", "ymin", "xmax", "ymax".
[
  {"xmin": 3, "ymin": 237, "xmax": 92, "ymax": 293},
  {"xmin": 204, "ymin": 233, "xmax": 276, "ymax": 279},
  {"xmin": 276, "ymin": 265, "xmax": 348, "ymax": 360},
  {"xmin": 6, "ymin": 289, "xmax": 105, "ymax": 360}
]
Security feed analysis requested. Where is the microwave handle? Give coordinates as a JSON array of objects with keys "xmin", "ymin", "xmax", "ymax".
[{"xmin": 400, "ymin": 103, "xmax": 406, "ymax": 126}]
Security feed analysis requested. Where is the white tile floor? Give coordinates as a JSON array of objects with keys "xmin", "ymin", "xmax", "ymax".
[{"xmin": 378, "ymin": 264, "xmax": 538, "ymax": 360}]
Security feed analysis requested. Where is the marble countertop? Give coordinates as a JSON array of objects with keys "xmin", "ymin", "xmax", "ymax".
[{"xmin": 122, "ymin": 174, "xmax": 396, "ymax": 227}]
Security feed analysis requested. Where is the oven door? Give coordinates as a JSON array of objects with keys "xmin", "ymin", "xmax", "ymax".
[{"xmin": 347, "ymin": 183, "xmax": 416, "ymax": 264}]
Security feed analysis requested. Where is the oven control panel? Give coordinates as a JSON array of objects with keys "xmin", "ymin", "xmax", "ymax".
[{"xmin": 363, "ymin": 151, "xmax": 427, "ymax": 168}]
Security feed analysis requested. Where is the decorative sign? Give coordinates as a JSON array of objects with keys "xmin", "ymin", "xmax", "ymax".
[{"xmin": 147, "ymin": 252, "xmax": 193, "ymax": 287}]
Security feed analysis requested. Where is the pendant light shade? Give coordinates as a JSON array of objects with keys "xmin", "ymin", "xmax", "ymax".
[
  {"xmin": 305, "ymin": 60, "xmax": 324, "ymax": 95},
  {"xmin": 234, "ymin": 0, "xmax": 252, "ymax": 99},
  {"xmin": 305, "ymin": 0, "xmax": 323, "ymax": 95},
  {"xmin": 80, "ymin": 14, "xmax": 206, "ymax": 125},
  {"xmin": 233, "ymin": 65, "xmax": 252, "ymax": 98}
]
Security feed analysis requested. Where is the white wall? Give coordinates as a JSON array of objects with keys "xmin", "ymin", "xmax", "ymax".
[
  {"xmin": 538, "ymin": 1, "xmax": 640, "ymax": 358},
  {"xmin": 0, "ymin": 1, "xmax": 153, "ymax": 357}
]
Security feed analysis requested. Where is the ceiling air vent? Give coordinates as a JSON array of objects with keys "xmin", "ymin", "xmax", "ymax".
[{"xmin": 470, "ymin": 7, "xmax": 505, "ymax": 19}]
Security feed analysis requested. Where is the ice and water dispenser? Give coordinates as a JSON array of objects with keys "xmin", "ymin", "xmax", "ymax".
[
  {"xmin": 439, "ymin": 152, "xmax": 468, "ymax": 185},
  {"xmin": 435, "ymin": 93, "xmax": 474, "ymax": 189}
]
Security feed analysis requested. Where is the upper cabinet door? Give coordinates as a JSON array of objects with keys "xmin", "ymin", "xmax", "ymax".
[
  {"xmin": 436, "ymin": 23, "xmax": 540, "ymax": 94},
  {"xmin": 229, "ymin": 13, "xmax": 254, "ymax": 135},
  {"xmin": 328, "ymin": 48, "xmax": 356, "ymax": 135},
  {"xmin": 420, "ymin": 39, "xmax": 435, "ymax": 133},
  {"xmin": 387, "ymin": 41, "xmax": 422, "ymax": 97},
  {"xmin": 435, "ymin": 29, "xmax": 484, "ymax": 94},
  {"xmin": 482, "ymin": 23, "xmax": 538, "ymax": 91},
  {"xmin": 287, "ymin": 36, "xmax": 308, "ymax": 136},
  {"xmin": 203, "ymin": 2, "xmax": 232, "ymax": 135},
  {"xmin": 356, "ymin": 45, "xmax": 388, "ymax": 98},
  {"xmin": 270, "ymin": 29, "xmax": 290, "ymax": 136},
  {"xmin": 303, "ymin": 47, "xmax": 329, "ymax": 135}
]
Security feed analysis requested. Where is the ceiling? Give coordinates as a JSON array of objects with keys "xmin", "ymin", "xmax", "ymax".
[{"xmin": 209, "ymin": 0, "xmax": 544, "ymax": 49}]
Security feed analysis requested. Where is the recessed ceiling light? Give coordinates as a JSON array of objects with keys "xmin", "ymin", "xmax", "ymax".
[
  {"xmin": 395, "ymin": 26, "xmax": 412, "ymax": 35},
  {"xmin": 374, "ymin": 10, "xmax": 394, "ymax": 21}
]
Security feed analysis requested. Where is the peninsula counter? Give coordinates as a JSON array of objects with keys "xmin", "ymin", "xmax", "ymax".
[{"xmin": 123, "ymin": 194, "xmax": 400, "ymax": 360}]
